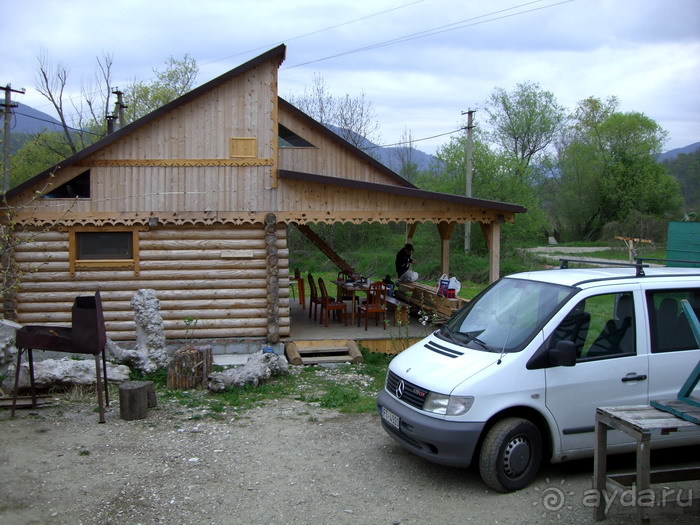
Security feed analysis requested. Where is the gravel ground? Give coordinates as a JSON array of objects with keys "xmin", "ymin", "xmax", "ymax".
[{"xmin": 1, "ymin": 376, "xmax": 698, "ymax": 525}]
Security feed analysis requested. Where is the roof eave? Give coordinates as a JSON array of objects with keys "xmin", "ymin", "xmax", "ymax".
[{"xmin": 278, "ymin": 169, "xmax": 527, "ymax": 213}]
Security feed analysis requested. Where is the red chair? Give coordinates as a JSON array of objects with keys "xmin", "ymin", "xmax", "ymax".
[
  {"xmin": 307, "ymin": 273, "xmax": 324, "ymax": 321},
  {"xmin": 358, "ymin": 281, "xmax": 387, "ymax": 330},
  {"xmin": 318, "ymin": 277, "xmax": 347, "ymax": 327}
]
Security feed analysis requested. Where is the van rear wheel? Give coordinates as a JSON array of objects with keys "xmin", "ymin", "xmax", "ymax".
[{"xmin": 479, "ymin": 417, "xmax": 542, "ymax": 492}]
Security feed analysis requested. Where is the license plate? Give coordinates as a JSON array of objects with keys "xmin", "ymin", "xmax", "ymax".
[{"xmin": 381, "ymin": 407, "xmax": 400, "ymax": 429}]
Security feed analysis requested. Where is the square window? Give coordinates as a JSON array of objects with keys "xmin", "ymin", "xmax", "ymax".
[
  {"xmin": 77, "ymin": 231, "xmax": 133, "ymax": 260},
  {"xmin": 67, "ymin": 228, "xmax": 142, "ymax": 276}
]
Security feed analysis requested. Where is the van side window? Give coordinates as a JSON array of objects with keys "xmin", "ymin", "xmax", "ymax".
[
  {"xmin": 551, "ymin": 292, "xmax": 636, "ymax": 360},
  {"xmin": 646, "ymin": 289, "xmax": 700, "ymax": 353}
]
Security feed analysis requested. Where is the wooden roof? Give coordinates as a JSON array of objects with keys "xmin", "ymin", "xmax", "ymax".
[{"xmin": 7, "ymin": 44, "xmax": 526, "ymax": 228}]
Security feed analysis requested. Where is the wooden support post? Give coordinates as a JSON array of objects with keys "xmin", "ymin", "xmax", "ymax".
[
  {"xmin": 480, "ymin": 220, "xmax": 501, "ymax": 283},
  {"xmin": 437, "ymin": 221, "xmax": 456, "ymax": 277}
]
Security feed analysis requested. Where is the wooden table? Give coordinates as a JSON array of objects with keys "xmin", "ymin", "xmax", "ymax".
[
  {"xmin": 593, "ymin": 404, "xmax": 700, "ymax": 523},
  {"xmin": 290, "ymin": 276, "xmax": 305, "ymax": 309},
  {"xmin": 332, "ymin": 280, "xmax": 369, "ymax": 325}
]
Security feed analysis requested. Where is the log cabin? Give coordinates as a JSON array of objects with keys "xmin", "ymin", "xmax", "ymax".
[{"xmin": 3, "ymin": 44, "xmax": 525, "ymax": 354}]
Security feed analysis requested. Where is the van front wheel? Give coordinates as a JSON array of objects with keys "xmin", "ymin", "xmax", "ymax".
[{"xmin": 479, "ymin": 417, "xmax": 542, "ymax": 492}]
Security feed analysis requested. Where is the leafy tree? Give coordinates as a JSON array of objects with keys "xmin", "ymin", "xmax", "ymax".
[
  {"xmin": 419, "ymin": 132, "xmax": 549, "ymax": 248},
  {"xmin": 484, "ymin": 81, "xmax": 566, "ymax": 176},
  {"xmin": 553, "ymin": 97, "xmax": 682, "ymax": 240},
  {"xmin": 124, "ymin": 55, "xmax": 199, "ymax": 123},
  {"xmin": 663, "ymin": 148, "xmax": 700, "ymax": 212},
  {"xmin": 9, "ymin": 132, "xmax": 72, "ymax": 186}
]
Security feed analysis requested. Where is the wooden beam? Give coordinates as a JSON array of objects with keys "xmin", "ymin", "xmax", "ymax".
[
  {"xmin": 480, "ymin": 221, "xmax": 501, "ymax": 283},
  {"xmin": 293, "ymin": 223, "xmax": 354, "ymax": 273},
  {"xmin": 406, "ymin": 222, "xmax": 418, "ymax": 244},
  {"xmin": 437, "ymin": 221, "xmax": 456, "ymax": 276}
]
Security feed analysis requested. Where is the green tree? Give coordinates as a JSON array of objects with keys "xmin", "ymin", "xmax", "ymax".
[
  {"xmin": 553, "ymin": 97, "xmax": 682, "ymax": 240},
  {"xmin": 419, "ymin": 133, "xmax": 549, "ymax": 247},
  {"xmin": 663, "ymin": 148, "xmax": 700, "ymax": 212},
  {"xmin": 484, "ymin": 81, "xmax": 566, "ymax": 176},
  {"xmin": 124, "ymin": 55, "xmax": 199, "ymax": 123}
]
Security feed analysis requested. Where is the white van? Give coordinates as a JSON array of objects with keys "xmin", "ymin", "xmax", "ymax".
[{"xmin": 376, "ymin": 262, "xmax": 700, "ymax": 492}]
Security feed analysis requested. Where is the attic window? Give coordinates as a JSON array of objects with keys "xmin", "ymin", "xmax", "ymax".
[
  {"xmin": 278, "ymin": 124, "xmax": 314, "ymax": 148},
  {"xmin": 45, "ymin": 170, "xmax": 91, "ymax": 198}
]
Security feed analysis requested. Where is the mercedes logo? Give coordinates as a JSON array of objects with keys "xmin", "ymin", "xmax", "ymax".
[{"xmin": 395, "ymin": 380, "xmax": 405, "ymax": 399}]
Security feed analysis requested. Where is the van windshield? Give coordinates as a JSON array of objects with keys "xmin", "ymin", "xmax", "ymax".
[{"xmin": 438, "ymin": 277, "xmax": 574, "ymax": 353}]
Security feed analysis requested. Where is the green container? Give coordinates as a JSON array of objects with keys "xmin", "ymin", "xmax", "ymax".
[{"xmin": 667, "ymin": 222, "xmax": 700, "ymax": 267}]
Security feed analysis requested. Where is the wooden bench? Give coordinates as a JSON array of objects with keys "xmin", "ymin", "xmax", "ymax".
[
  {"xmin": 385, "ymin": 295, "xmax": 409, "ymax": 325},
  {"xmin": 394, "ymin": 282, "xmax": 468, "ymax": 322}
]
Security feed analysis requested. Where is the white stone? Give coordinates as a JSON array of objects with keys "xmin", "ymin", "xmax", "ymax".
[
  {"xmin": 4, "ymin": 357, "xmax": 131, "ymax": 389},
  {"xmin": 206, "ymin": 352, "xmax": 289, "ymax": 392}
]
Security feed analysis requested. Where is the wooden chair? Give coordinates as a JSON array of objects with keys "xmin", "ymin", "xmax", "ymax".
[
  {"xmin": 336, "ymin": 270, "xmax": 354, "ymax": 300},
  {"xmin": 358, "ymin": 281, "xmax": 388, "ymax": 330},
  {"xmin": 307, "ymin": 273, "xmax": 323, "ymax": 321},
  {"xmin": 318, "ymin": 277, "xmax": 347, "ymax": 327}
]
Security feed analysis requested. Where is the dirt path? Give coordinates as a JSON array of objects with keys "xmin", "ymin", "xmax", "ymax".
[{"xmin": 1, "ymin": 393, "xmax": 696, "ymax": 525}]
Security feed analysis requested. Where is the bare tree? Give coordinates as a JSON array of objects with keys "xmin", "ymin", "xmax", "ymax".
[
  {"xmin": 393, "ymin": 127, "xmax": 419, "ymax": 181},
  {"xmin": 286, "ymin": 73, "xmax": 382, "ymax": 155},
  {"xmin": 35, "ymin": 49, "xmax": 78, "ymax": 154},
  {"xmin": 35, "ymin": 49, "xmax": 115, "ymax": 154}
]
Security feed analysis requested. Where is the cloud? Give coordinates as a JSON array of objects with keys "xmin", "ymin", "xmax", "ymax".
[{"xmin": 4, "ymin": 0, "xmax": 699, "ymax": 153}]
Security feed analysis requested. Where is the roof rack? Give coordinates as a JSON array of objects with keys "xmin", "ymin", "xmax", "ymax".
[
  {"xmin": 635, "ymin": 257, "xmax": 700, "ymax": 266},
  {"xmin": 559, "ymin": 258, "xmax": 648, "ymax": 277}
]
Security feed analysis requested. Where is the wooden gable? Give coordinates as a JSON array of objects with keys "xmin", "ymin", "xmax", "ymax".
[{"xmin": 8, "ymin": 46, "xmax": 287, "ymax": 228}]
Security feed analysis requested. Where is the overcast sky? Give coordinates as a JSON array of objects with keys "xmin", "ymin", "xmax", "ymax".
[{"xmin": 2, "ymin": 0, "xmax": 699, "ymax": 154}]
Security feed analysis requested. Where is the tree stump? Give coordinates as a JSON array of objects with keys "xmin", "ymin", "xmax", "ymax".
[
  {"xmin": 119, "ymin": 380, "xmax": 156, "ymax": 421},
  {"xmin": 167, "ymin": 345, "xmax": 213, "ymax": 389}
]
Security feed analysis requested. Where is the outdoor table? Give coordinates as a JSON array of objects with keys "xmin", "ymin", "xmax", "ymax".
[
  {"xmin": 290, "ymin": 276, "xmax": 305, "ymax": 309},
  {"xmin": 332, "ymin": 280, "xmax": 370, "ymax": 325},
  {"xmin": 593, "ymin": 404, "xmax": 700, "ymax": 524}
]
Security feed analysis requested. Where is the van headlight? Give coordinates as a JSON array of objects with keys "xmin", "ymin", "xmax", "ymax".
[{"xmin": 423, "ymin": 393, "xmax": 474, "ymax": 416}]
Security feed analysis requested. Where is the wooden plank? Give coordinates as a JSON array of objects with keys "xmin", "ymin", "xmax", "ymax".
[{"xmin": 0, "ymin": 395, "xmax": 57, "ymax": 408}]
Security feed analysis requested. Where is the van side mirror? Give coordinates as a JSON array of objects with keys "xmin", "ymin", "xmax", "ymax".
[{"xmin": 548, "ymin": 340, "xmax": 576, "ymax": 367}]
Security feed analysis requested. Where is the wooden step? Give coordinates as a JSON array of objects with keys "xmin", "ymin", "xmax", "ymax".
[
  {"xmin": 297, "ymin": 346, "xmax": 349, "ymax": 355},
  {"xmin": 298, "ymin": 355, "xmax": 359, "ymax": 365},
  {"xmin": 285, "ymin": 339, "xmax": 363, "ymax": 365}
]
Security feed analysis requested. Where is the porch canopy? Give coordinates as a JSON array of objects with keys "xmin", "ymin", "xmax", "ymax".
[{"xmin": 275, "ymin": 169, "xmax": 527, "ymax": 283}]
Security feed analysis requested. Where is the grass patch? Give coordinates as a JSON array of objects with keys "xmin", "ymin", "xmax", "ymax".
[{"xmin": 151, "ymin": 348, "xmax": 391, "ymax": 416}]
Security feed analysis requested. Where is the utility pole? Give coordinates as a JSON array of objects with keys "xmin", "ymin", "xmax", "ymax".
[
  {"xmin": 111, "ymin": 89, "xmax": 127, "ymax": 128},
  {"xmin": 462, "ymin": 109, "xmax": 475, "ymax": 253},
  {"xmin": 1, "ymin": 84, "xmax": 26, "ymax": 193}
]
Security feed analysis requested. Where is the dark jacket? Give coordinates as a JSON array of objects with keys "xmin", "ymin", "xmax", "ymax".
[{"xmin": 395, "ymin": 247, "xmax": 413, "ymax": 277}]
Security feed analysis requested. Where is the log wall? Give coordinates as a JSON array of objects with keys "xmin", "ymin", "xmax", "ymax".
[{"xmin": 13, "ymin": 225, "xmax": 291, "ymax": 341}]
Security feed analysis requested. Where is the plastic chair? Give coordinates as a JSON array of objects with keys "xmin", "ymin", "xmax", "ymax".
[
  {"xmin": 358, "ymin": 281, "xmax": 388, "ymax": 331},
  {"xmin": 318, "ymin": 277, "xmax": 347, "ymax": 327}
]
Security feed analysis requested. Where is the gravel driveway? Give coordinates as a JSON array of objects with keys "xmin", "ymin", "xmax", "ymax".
[{"xmin": 1, "ymin": 390, "xmax": 697, "ymax": 525}]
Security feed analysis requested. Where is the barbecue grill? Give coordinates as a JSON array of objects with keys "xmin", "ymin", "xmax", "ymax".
[{"xmin": 11, "ymin": 291, "xmax": 109, "ymax": 423}]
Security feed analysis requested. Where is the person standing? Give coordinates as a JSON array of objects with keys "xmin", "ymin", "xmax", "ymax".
[{"xmin": 395, "ymin": 243, "xmax": 416, "ymax": 281}]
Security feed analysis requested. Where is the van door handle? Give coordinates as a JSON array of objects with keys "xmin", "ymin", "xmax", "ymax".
[{"xmin": 621, "ymin": 374, "xmax": 647, "ymax": 382}]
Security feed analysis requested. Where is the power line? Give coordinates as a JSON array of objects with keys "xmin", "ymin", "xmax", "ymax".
[
  {"xmin": 201, "ymin": 0, "xmax": 433, "ymax": 68},
  {"xmin": 285, "ymin": 0, "xmax": 576, "ymax": 69}
]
